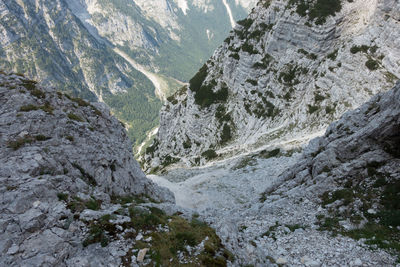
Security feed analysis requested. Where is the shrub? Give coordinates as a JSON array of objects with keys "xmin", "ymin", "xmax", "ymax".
[
  {"xmin": 325, "ymin": 106, "xmax": 335, "ymax": 114},
  {"xmin": 237, "ymin": 18, "xmax": 254, "ymax": 29},
  {"xmin": 161, "ymin": 155, "xmax": 180, "ymax": 167},
  {"xmin": 189, "ymin": 64, "xmax": 208, "ymax": 92},
  {"xmin": 246, "ymin": 79, "xmax": 258, "ymax": 86},
  {"xmin": 202, "ymin": 149, "xmax": 218, "ymax": 160},
  {"xmin": 365, "ymin": 59, "xmax": 379, "ymax": 70},
  {"xmin": 350, "ymin": 45, "xmax": 370, "ymax": 54},
  {"xmin": 279, "ymin": 65, "xmax": 300, "ymax": 85},
  {"xmin": 314, "ymin": 93, "xmax": 326, "ymax": 102},
  {"xmin": 308, "ymin": 105, "xmax": 319, "ymax": 114},
  {"xmin": 327, "ymin": 49, "xmax": 338, "ymax": 60},
  {"xmin": 183, "ymin": 139, "xmax": 192, "ymax": 149},
  {"xmin": 220, "ymin": 124, "xmax": 232, "ymax": 144},
  {"xmin": 21, "ymin": 80, "xmax": 37, "ymax": 90},
  {"xmin": 242, "ymin": 42, "xmax": 258, "ymax": 54},
  {"xmin": 309, "ymin": 0, "xmax": 342, "ymax": 24},
  {"xmin": 229, "ymin": 53, "xmax": 240, "ymax": 60},
  {"xmin": 290, "ymin": 0, "xmax": 342, "ymax": 25},
  {"xmin": 193, "ymin": 82, "xmax": 229, "ymax": 108}
]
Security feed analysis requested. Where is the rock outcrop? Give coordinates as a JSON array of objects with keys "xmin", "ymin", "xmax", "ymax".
[
  {"xmin": 0, "ymin": 72, "xmax": 174, "ymax": 266},
  {"xmin": 257, "ymin": 81, "xmax": 400, "ymax": 265},
  {"xmin": 144, "ymin": 0, "xmax": 400, "ymax": 171}
]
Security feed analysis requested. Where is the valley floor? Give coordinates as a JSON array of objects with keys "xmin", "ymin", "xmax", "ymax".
[{"xmin": 150, "ymin": 152, "xmax": 399, "ymax": 266}]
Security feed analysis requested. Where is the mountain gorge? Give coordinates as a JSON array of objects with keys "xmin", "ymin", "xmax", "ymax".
[
  {"xmin": 1, "ymin": 0, "xmax": 400, "ymax": 266},
  {"xmin": 0, "ymin": 0, "xmax": 256, "ymax": 148},
  {"xmin": 144, "ymin": 0, "xmax": 400, "ymax": 171}
]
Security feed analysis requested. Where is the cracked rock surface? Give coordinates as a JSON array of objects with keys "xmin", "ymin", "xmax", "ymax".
[{"xmin": 0, "ymin": 72, "xmax": 174, "ymax": 266}]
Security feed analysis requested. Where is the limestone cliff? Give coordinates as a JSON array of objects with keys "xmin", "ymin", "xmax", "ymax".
[{"xmin": 144, "ymin": 0, "xmax": 400, "ymax": 171}]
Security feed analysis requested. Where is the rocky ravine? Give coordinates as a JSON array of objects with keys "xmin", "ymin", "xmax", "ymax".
[
  {"xmin": 144, "ymin": 0, "xmax": 400, "ymax": 171},
  {"xmin": 150, "ymin": 81, "xmax": 400, "ymax": 266}
]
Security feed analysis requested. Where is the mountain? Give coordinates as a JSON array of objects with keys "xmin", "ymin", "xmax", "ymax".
[
  {"xmin": 0, "ymin": 71, "xmax": 234, "ymax": 266},
  {"xmin": 143, "ymin": 0, "xmax": 400, "ymax": 172},
  {"xmin": 150, "ymin": 81, "xmax": 400, "ymax": 266},
  {"xmin": 0, "ymin": 0, "xmax": 257, "ymax": 149}
]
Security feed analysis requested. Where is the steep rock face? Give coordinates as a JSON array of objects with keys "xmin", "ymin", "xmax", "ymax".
[
  {"xmin": 0, "ymin": 72, "xmax": 174, "ymax": 265},
  {"xmin": 257, "ymin": 81, "xmax": 400, "ymax": 264},
  {"xmin": 144, "ymin": 0, "xmax": 400, "ymax": 171}
]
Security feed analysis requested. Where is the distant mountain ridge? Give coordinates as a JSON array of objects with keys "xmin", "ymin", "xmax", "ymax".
[{"xmin": 0, "ymin": 0, "xmax": 257, "ymax": 148}]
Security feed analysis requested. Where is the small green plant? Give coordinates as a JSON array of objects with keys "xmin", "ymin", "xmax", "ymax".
[
  {"xmin": 34, "ymin": 135, "xmax": 51, "ymax": 141},
  {"xmin": 279, "ymin": 64, "xmax": 300, "ymax": 85},
  {"xmin": 85, "ymin": 198, "xmax": 101, "ymax": 210},
  {"xmin": 20, "ymin": 104, "xmax": 39, "ymax": 112},
  {"xmin": 83, "ymin": 224, "xmax": 109, "ymax": 247},
  {"xmin": 7, "ymin": 136, "xmax": 34, "ymax": 150},
  {"xmin": 259, "ymin": 148, "xmax": 281, "ymax": 159},
  {"xmin": 325, "ymin": 105, "xmax": 335, "ymax": 114},
  {"xmin": 68, "ymin": 113, "xmax": 84, "ymax": 122},
  {"xmin": 72, "ymin": 163, "xmax": 97, "ymax": 186},
  {"xmin": 285, "ymin": 224, "xmax": 306, "ymax": 232},
  {"xmin": 30, "ymin": 89, "xmax": 45, "ymax": 99},
  {"xmin": 261, "ymin": 221, "xmax": 280, "ymax": 240},
  {"xmin": 327, "ymin": 49, "xmax": 338, "ymax": 60},
  {"xmin": 57, "ymin": 193, "xmax": 69, "ymax": 201},
  {"xmin": 66, "ymin": 136, "xmax": 74, "ymax": 142},
  {"xmin": 21, "ymin": 80, "xmax": 37, "ymax": 90}
]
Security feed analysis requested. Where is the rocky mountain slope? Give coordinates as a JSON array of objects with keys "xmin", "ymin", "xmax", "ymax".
[
  {"xmin": 0, "ymin": 0, "xmax": 257, "ymax": 148},
  {"xmin": 149, "ymin": 81, "xmax": 400, "ymax": 266},
  {"xmin": 73, "ymin": 0, "xmax": 258, "ymax": 82},
  {"xmin": 144, "ymin": 0, "xmax": 400, "ymax": 171},
  {"xmin": 0, "ymin": 72, "xmax": 236, "ymax": 266},
  {"xmin": 0, "ymin": 0, "xmax": 161, "ymax": 147}
]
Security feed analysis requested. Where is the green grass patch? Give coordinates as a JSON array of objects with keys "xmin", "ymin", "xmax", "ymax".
[{"xmin": 67, "ymin": 113, "xmax": 84, "ymax": 122}]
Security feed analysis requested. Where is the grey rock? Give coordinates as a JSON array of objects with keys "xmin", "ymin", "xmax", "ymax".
[{"xmin": 0, "ymin": 73, "xmax": 174, "ymax": 266}]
